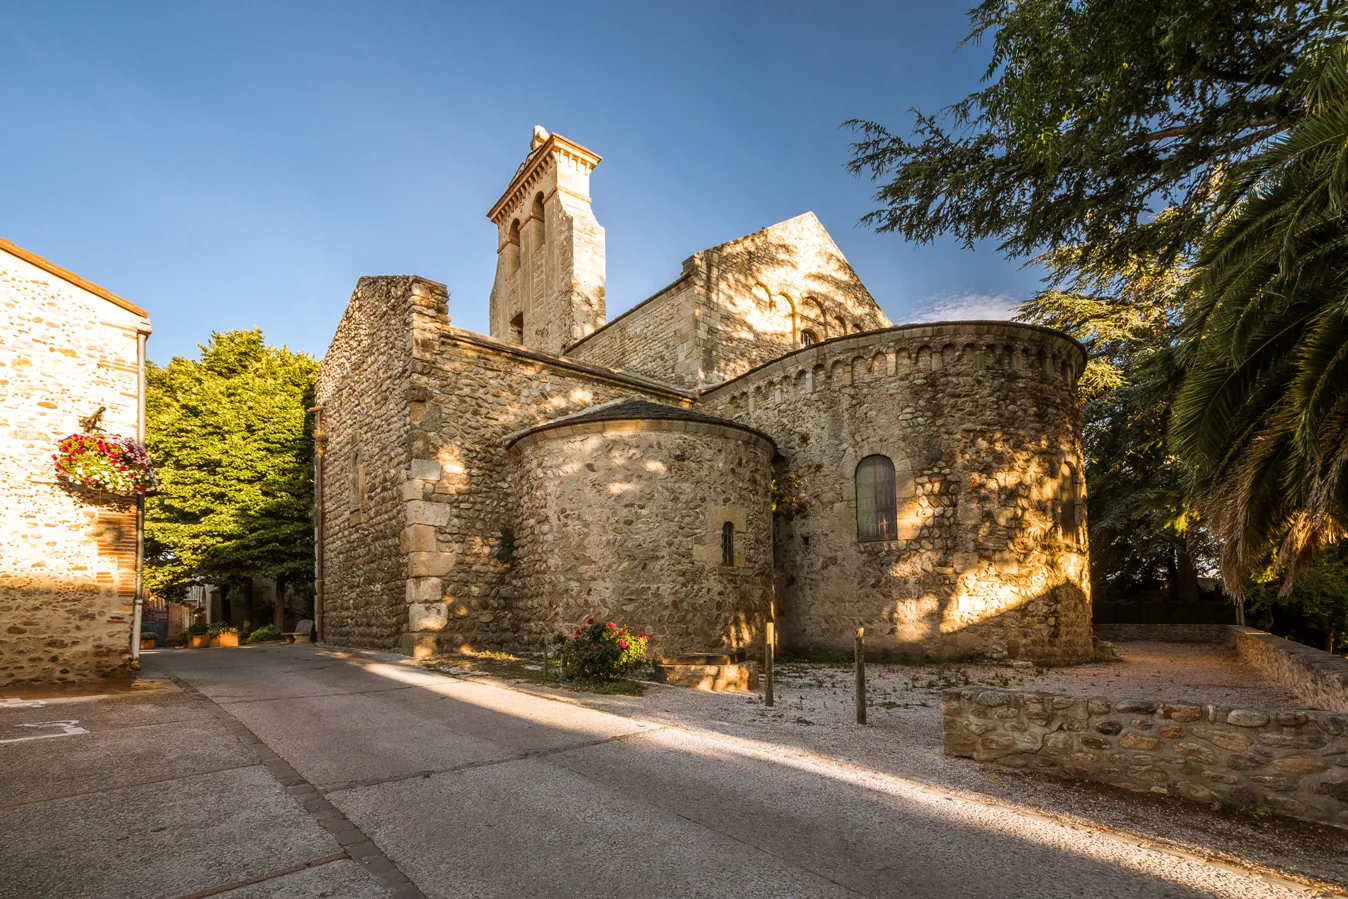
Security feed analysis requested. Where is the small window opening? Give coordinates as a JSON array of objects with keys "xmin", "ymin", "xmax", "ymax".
[
  {"xmin": 351, "ymin": 448, "xmax": 366, "ymax": 512},
  {"xmin": 800, "ymin": 330, "xmax": 818, "ymax": 347},
  {"xmin": 505, "ymin": 219, "xmax": 521, "ymax": 275},
  {"xmin": 856, "ymin": 455, "xmax": 898, "ymax": 541},
  {"xmin": 721, "ymin": 521, "xmax": 735, "ymax": 567},
  {"xmin": 509, "ymin": 312, "xmax": 524, "ymax": 344},
  {"xmin": 531, "ymin": 193, "xmax": 546, "ymax": 243}
]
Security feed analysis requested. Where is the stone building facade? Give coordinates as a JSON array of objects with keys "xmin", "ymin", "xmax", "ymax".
[
  {"xmin": 0, "ymin": 237, "xmax": 151, "ymax": 684},
  {"xmin": 316, "ymin": 128, "xmax": 1092, "ymax": 663}
]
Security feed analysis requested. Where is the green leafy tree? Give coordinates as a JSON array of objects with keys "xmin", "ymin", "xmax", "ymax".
[
  {"xmin": 846, "ymin": 0, "xmax": 1329, "ymax": 270},
  {"xmin": 1171, "ymin": 37, "xmax": 1348, "ymax": 592},
  {"xmin": 145, "ymin": 330, "xmax": 318, "ymax": 626},
  {"xmin": 1247, "ymin": 545, "xmax": 1348, "ymax": 651}
]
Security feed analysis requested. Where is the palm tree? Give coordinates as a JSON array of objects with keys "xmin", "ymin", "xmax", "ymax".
[{"xmin": 1172, "ymin": 32, "xmax": 1348, "ymax": 594}]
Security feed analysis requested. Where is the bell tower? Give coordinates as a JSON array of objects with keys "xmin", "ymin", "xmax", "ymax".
[{"xmin": 487, "ymin": 126, "xmax": 606, "ymax": 355}]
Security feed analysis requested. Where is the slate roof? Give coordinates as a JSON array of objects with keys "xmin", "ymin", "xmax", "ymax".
[{"xmin": 506, "ymin": 398, "xmax": 775, "ymax": 449}]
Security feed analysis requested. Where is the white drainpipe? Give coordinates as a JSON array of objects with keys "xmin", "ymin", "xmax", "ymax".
[{"xmin": 130, "ymin": 330, "xmax": 148, "ymax": 669}]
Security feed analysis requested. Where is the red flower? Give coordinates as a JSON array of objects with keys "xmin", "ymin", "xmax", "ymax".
[
  {"xmin": 638, "ymin": 633, "xmax": 647, "ymax": 639},
  {"xmin": 607, "ymin": 622, "xmax": 616, "ymax": 629},
  {"xmin": 587, "ymin": 618, "xmax": 593, "ymax": 624},
  {"xmin": 618, "ymin": 640, "xmax": 628, "ymax": 650},
  {"xmin": 574, "ymin": 628, "xmax": 580, "ymax": 635}
]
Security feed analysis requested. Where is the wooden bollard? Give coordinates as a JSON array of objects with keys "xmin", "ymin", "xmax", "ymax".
[
  {"xmin": 855, "ymin": 626, "xmax": 866, "ymax": 725},
  {"xmin": 542, "ymin": 640, "xmax": 550, "ymax": 679},
  {"xmin": 764, "ymin": 620, "xmax": 775, "ymax": 707}
]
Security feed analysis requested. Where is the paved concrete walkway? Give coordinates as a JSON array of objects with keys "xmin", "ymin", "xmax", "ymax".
[{"xmin": 2, "ymin": 645, "xmax": 1339, "ymax": 898}]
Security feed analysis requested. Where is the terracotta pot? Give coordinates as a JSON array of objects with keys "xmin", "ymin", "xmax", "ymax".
[
  {"xmin": 211, "ymin": 633, "xmax": 239, "ymax": 648},
  {"xmin": 189, "ymin": 635, "xmax": 210, "ymax": 648},
  {"xmin": 139, "ymin": 638, "xmax": 156, "ymax": 650}
]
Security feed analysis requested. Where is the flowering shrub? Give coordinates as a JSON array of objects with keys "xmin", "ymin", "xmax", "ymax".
[
  {"xmin": 560, "ymin": 619, "xmax": 650, "ymax": 680},
  {"xmin": 246, "ymin": 624, "xmax": 283, "ymax": 644},
  {"xmin": 207, "ymin": 622, "xmax": 240, "ymax": 636},
  {"xmin": 52, "ymin": 433, "xmax": 158, "ymax": 497}
]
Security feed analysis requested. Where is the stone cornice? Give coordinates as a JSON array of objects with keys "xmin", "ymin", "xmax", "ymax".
[
  {"xmin": 698, "ymin": 320, "xmax": 1087, "ymax": 398},
  {"xmin": 487, "ymin": 133, "xmax": 601, "ymax": 225}
]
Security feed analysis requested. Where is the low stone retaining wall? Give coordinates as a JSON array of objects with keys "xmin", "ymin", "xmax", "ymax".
[
  {"xmin": 943, "ymin": 688, "xmax": 1348, "ymax": 828},
  {"xmin": 1234, "ymin": 628, "xmax": 1348, "ymax": 714},
  {"xmin": 1092, "ymin": 623, "xmax": 1234, "ymax": 644}
]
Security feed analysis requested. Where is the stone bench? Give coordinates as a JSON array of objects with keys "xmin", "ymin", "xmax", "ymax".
[
  {"xmin": 283, "ymin": 619, "xmax": 314, "ymax": 645},
  {"xmin": 653, "ymin": 652, "xmax": 758, "ymax": 692}
]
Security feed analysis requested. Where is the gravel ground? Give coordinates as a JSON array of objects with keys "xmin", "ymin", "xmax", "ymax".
[{"xmin": 480, "ymin": 641, "xmax": 1348, "ymax": 893}]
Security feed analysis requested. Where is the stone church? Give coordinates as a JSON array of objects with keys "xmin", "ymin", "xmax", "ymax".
[{"xmin": 316, "ymin": 127, "xmax": 1092, "ymax": 665}]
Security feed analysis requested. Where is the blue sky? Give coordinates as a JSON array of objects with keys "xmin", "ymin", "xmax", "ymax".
[{"xmin": 2, "ymin": 1, "xmax": 1038, "ymax": 365}]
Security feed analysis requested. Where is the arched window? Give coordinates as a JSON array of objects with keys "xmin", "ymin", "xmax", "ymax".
[
  {"xmin": 721, "ymin": 521, "xmax": 735, "ymax": 566},
  {"xmin": 856, "ymin": 455, "xmax": 897, "ymax": 541},
  {"xmin": 531, "ymin": 193, "xmax": 546, "ymax": 244},
  {"xmin": 505, "ymin": 220, "xmax": 521, "ymax": 275},
  {"xmin": 800, "ymin": 297, "xmax": 826, "ymax": 340},
  {"xmin": 1059, "ymin": 463, "xmax": 1082, "ymax": 544},
  {"xmin": 800, "ymin": 330, "xmax": 819, "ymax": 347},
  {"xmin": 509, "ymin": 312, "xmax": 524, "ymax": 344}
]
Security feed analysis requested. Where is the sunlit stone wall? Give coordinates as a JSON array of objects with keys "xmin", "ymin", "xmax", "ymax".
[
  {"xmin": 568, "ymin": 212, "xmax": 890, "ymax": 389},
  {"xmin": 0, "ymin": 244, "xmax": 149, "ymax": 683},
  {"xmin": 315, "ymin": 276, "xmax": 433, "ymax": 650},
  {"xmin": 703, "ymin": 321, "xmax": 1092, "ymax": 664},
  {"xmin": 509, "ymin": 414, "xmax": 775, "ymax": 655}
]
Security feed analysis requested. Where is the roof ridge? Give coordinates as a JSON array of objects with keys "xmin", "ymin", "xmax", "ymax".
[{"xmin": 0, "ymin": 236, "xmax": 149, "ymax": 320}]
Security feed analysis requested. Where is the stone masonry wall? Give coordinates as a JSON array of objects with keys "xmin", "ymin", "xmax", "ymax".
[
  {"xmin": 1093, "ymin": 623, "xmax": 1235, "ymax": 644},
  {"xmin": 563, "ymin": 277, "xmax": 693, "ymax": 384},
  {"xmin": 1235, "ymin": 628, "xmax": 1348, "ymax": 714},
  {"xmin": 703, "ymin": 322, "xmax": 1092, "ymax": 664},
  {"xmin": 399, "ymin": 330, "xmax": 694, "ymax": 656},
  {"xmin": 681, "ymin": 212, "xmax": 889, "ymax": 387},
  {"xmin": 569, "ymin": 212, "xmax": 890, "ymax": 389},
  {"xmin": 511, "ymin": 419, "xmax": 774, "ymax": 655},
  {"xmin": 0, "ymin": 245, "xmax": 149, "ymax": 683},
  {"xmin": 315, "ymin": 276, "xmax": 435, "ymax": 649},
  {"xmin": 943, "ymin": 688, "xmax": 1348, "ymax": 829}
]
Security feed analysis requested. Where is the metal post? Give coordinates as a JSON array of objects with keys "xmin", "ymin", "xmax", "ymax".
[
  {"xmin": 764, "ymin": 620, "xmax": 775, "ymax": 707},
  {"xmin": 855, "ymin": 626, "xmax": 866, "ymax": 725},
  {"xmin": 542, "ymin": 640, "xmax": 550, "ymax": 680}
]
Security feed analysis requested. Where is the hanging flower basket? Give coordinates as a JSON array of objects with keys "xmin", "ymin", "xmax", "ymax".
[{"xmin": 52, "ymin": 433, "xmax": 158, "ymax": 498}]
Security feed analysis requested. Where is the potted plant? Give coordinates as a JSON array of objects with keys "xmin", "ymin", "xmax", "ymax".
[
  {"xmin": 139, "ymin": 631, "xmax": 157, "ymax": 650},
  {"xmin": 207, "ymin": 622, "xmax": 240, "ymax": 648},
  {"xmin": 187, "ymin": 622, "xmax": 210, "ymax": 648}
]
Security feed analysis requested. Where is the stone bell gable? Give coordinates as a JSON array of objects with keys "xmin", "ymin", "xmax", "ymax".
[{"xmin": 487, "ymin": 126, "xmax": 606, "ymax": 356}]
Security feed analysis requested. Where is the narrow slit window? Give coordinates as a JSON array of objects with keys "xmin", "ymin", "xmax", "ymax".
[
  {"xmin": 351, "ymin": 448, "xmax": 365, "ymax": 512},
  {"xmin": 1059, "ymin": 463, "xmax": 1081, "ymax": 544},
  {"xmin": 856, "ymin": 455, "xmax": 897, "ymax": 542},
  {"xmin": 721, "ymin": 521, "xmax": 735, "ymax": 567}
]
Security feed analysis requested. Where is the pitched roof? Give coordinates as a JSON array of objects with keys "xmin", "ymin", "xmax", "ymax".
[
  {"xmin": 0, "ymin": 236, "xmax": 149, "ymax": 320},
  {"xmin": 506, "ymin": 398, "xmax": 775, "ymax": 449}
]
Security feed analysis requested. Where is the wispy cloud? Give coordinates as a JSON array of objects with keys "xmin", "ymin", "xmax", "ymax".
[{"xmin": 911, "ymin": 291, "xmax": 1021, "ymax": 322}]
